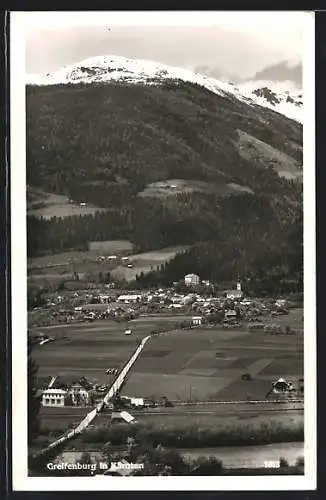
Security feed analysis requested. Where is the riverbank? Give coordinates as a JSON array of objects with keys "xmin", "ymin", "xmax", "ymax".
[{"xmin": 79, "ymin": 415, "xmax": 304, "ymax": 448}]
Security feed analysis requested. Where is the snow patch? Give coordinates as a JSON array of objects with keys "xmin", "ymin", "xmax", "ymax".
[{"xmin": 26, "ymin": 55, "xmax": 303, "ymax": 124}]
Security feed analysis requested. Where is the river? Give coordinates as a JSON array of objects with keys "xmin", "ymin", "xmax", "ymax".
[
  {"xmin": 179, "ymin": 442, "xmax": 304, "ymax": 468},
  {"xmin": 57, "ymin": 442, "xmax": 304, "ymax": 470}
]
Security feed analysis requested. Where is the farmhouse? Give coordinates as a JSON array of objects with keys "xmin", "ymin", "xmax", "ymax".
[
  {"xmin": 272, "ymin": 378, "xmax": 294, "ymax": 393},
  {"xmin": 184, "ymin": 273, "xmax": 200, "ymax": 286},
  {"xmin": 42, "ymin": 388, "xmax": 67, "ymax": 407},
  {"xmin": 192, "ymin": 316, "xmax": 203, "ymax": 326},
  {"xmin": 68, "ymin": 381, "xmax": 91, "ymax": 406},
  {"xmin": 117, "ymin": 294, "xmax": 142, "ymax": 304},
  {"xmin": 122, "ymin": 396, "xmax": 145, "ymax": 407}
]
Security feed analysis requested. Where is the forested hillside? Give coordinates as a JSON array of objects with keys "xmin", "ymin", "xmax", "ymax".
[{"xmin": 26, "ymin": 80, "xmax": 303, "ymax": 289}]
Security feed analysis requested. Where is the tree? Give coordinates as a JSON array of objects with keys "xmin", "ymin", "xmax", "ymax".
[
  {"xmin": 191, "ymin": 456, "xmax": 223, "ymax": 475},
  {"xmin": 80, "ymin": 452, "xmax": 94, "ymax": 466},
  {"xmin": 28, "ymin": 342, "xmax": 41, "ymax": 446},
  {"xmin": 279, "ymin": 457, "xmax": 289, "ymax": 468}
]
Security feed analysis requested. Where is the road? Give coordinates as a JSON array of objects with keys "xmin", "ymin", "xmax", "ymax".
[{"xmin": 38, "ymin": 334, "xmax": 152, "ymax": 455}]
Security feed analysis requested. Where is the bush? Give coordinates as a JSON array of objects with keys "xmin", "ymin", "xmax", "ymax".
[
  {"xmin": 295, "ymin": 456, "xmax": 304, "ymax": 467},
  {"xmin": 192, "ymin": 456, "xmax": 223, "ymax": 475},
  {"xmin": 78, "ymin": 418, "xmax": 304, "ymax": 449},
  {"xmin": 279, "ymin": 457, "xmax": 289, "ymax": 468}
]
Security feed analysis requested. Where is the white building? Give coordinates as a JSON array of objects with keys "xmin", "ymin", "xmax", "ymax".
[
  {"xmin": 68, "ymin": 382, "xmax": 90, "ymax": 406},
  {"xmin": 42, "ymin": 388, "xmax": 67, "ymax": 407},
  {"xmin": 184, "ymin": 273, "xmax": 200, "ymax": 286},
  {"xmin": 130, "ymin": 397, "xmax": 144, "ymax": 407},
  {"xmin": 225, "ymin": 288, "xmax": 243, "ymax": 300},
  {"xmin": 272, "ymin": 378, "xmax": 293, "ymax": 393},
  {"xmin": 192, "ymin": 316, "xmax": 203, "ymax": 326},
  {"xmin": 117, "ymin": 294, "xmax": 142, "ymax": 303}
]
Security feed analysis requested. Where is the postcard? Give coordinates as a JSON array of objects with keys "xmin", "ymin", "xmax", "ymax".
[{"xmin": 10, "ymin": 10, "xmax": 316, "ymax": 491}]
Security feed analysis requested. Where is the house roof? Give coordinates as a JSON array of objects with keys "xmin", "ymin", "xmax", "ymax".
[
  {"xmin": 51, "ymin": 375, "xmax": 93, "ymax": 390},
  {"xmin": 112, "ymin": 411, "xmax": 135, "ymax": 423},
  {"xmin": 43, "ymin": 388, "xmax": 67, "ymax": 395},
  {"xmin": 120, "ymin": 411, "xmax": 135, "ymax": 423},
  {"xmin": 225, "ymin": 290, "xmax": 243, "ymax": 295},
  {"xmin": 273, "ymin": 378, "xmax": 289, "ymax": 385},
  {"xmin": 117, "ymin": 295, "xmax": 142, "ymax": 300}
]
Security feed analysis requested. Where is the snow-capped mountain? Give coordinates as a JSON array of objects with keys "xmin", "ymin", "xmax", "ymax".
[{"xmin": 26, "ymin": 55, "xmax": 303, "ymax": 123}]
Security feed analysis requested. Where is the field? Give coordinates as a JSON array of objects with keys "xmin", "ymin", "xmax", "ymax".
[
  {"xmin": 122, "ymin": 316, "xmax": 303, "ymax": 401},
  {"xmin": 32, "ymin": 310, "xmax": 303, "ymax": 404},
  {"xmin": 31, "ymin": 317, "xmax": 182, "ymax": 384},
  {"xmin": 138, "ymin": 178, "xmax": 255, "ymax": 198},
  {"xmin": 110, "ymin": 245, "xmax": 189, "ymax": 281},
  {"xmin": 28, "ymin": 241, "xmax": 133, "ymax": 288},
  {"xmin": 28, "ymin": 244, "xmax": 187, "ymax": 285},
  {"xmin": 27, "ymin": 191, "xmax": 108, "ymax": 220},
  {"xmin": 88, "ymin": 240, "xmax": 133, "ymax": 253}
]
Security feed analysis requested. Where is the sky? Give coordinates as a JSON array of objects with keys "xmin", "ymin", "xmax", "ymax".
[{"xmin": 20, "ymin": 11, "xmax": 308, "ymax": 79}]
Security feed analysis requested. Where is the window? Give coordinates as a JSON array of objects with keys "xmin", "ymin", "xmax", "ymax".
[{"xmin": 45, "ymin": 398, "xmax": 49, "ymax": 404}]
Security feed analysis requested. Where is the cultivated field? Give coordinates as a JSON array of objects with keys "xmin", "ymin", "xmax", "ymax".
[
  {"xmin": 28, "ymin": 241, "xmax": 134, "ymax": 288},
  {"xmin": 27, "ymin": 191, "xmax": 107, "ymax": 219},
  {"xmin": 110, "ymin": 245, "xmax": 188, "ymax": 282},
  {"xmin": 31, "ymin": 317, "xmax": 182, "ymax": 384},
  {"xmin": 32, "ymin": 310, "xmax": 303, "ymax": 405},
  {"xmin": 28, "ymin": 244, "xmax": 186, "ymax": 285},
  {"xmin": 88, "ymin": 240, "xmax": 133, "ymax": 253},
  {"xmin": 138, "ymin": 178, "xmax": 254, "ymax": 198},
  {"xmin": 122, "ymin": 310, "xmax": 303, "ymax": 401}
]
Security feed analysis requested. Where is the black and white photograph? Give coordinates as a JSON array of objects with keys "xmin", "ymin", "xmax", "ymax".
[{"xmin": 10, "ymin": 10, "xmax": 316, "ymax": 490}]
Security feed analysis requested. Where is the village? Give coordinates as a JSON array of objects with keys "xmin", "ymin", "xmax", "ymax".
[
  {"xmin": 30, "ymin": 272, "xmax": 303, "ymax": 433},
  {"xmin": 30, "ymin": 274, "xmax": 295, "ymax": 331}
]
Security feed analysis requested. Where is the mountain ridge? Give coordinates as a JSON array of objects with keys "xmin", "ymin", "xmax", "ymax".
[
  {"xmin": 26, "ymin": 65, "xmax": 303, "ymax": 290},
  {"xmin": 26, "ymin": 55, "xmax": 303, "ymax": 124}
]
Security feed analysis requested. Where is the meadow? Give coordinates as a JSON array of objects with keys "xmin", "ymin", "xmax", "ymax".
[
  {"xmin": 122, "ymin": 320, "xmax": 303, "ymax": 401},
  {"xmin": 28, "ymin": 244, "xmax": 188, "ymax": 285},
  {"xmin": 27, "ymin": 191, "xmax": 108, "ymax": 220},
  {"xmin": 110, "ymin": 245, "xmax": 188, "ymax": 282},
  {"xmin": 32, "ymin": 310, "xmax": 303, "ymax": 405}
]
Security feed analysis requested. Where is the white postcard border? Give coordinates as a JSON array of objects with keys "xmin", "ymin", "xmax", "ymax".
[{"xmin": 10, "ymin": 10, "xmax": 316, "ymax": 491}]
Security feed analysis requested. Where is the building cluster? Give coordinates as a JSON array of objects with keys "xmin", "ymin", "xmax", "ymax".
[
  {"xmin": 30, "ymin": 274, "xmax": 292, "ymax": 330},
  {"xmin": 39, "ymin": 375, "xmax": 108, "ymax": 408},
  {"xmin": 38, "ymin": 374, "xmax": 174, "ymax": 410}
]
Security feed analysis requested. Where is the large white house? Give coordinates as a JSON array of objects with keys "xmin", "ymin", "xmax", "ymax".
[
  {"xmin": 117, "ymin": 294, "xmax": 142, "ymax": 303},
  {"xmin": 192, "ymin": 316, "xmax": 203, "ymax": 326},
  {"xmin": 42, "ymin": 388, "xmax": 67, "ymax": 407},
  {"xmin": 184, "ymin": 273, "xmax": 200, "ymax": 286}
]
